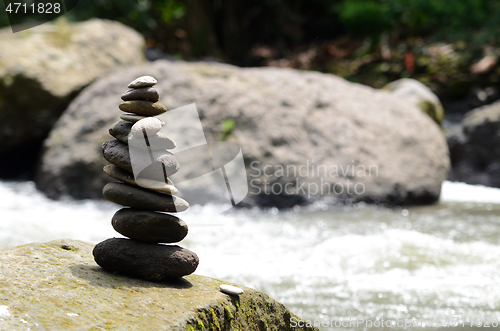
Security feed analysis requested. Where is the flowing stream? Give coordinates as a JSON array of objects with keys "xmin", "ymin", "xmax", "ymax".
[{"xmin": 1, "ymin": 180, "xmax": 500, "ymax": 330}]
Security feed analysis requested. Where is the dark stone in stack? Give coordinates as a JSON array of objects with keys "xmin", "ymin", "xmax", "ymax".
[{"xmin": 93, "ymin": 76, "xmax": 199, "ymax": 281}]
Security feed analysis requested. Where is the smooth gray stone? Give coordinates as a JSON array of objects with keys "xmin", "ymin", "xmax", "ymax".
[
  {"xmin": 128, "ymin": 133, "xmax": 176, "ymax": 150},
  {"xmin": 109, "ymin": 120, "xmax": 133, "ymax": 144},
  {"xmin": 103, "ymin": 139, "xmax": 177, "ymax": 176},
  {"xmin": 102, "ymin": 139, "xmax": 133, "ymax": 173},
  {"xmin": 120, "ymin": 114, "xmax": 165, "ymax": 127},
  {"xmin": 93, "ymin": 238, "xmax": 198, "ymax": 280},
  {"xmin": 156, "ymin": 153, "xmax": 179, "ymax": 176},
  {"xmin": 121, "ymin": 86, "xmax": 159, "ymax": 102},
  {"xmin": 137, "ymin": 152, "xmax": 179, "ymax": 178},
  {"xmin": 127, "ymin": 75, "xmax": 157, "ymax": 88},
  {"xmin": 112, "ymin": 208, "xmax": 188, "ymax": 243},
  {"xmin": 119, "ymin": 101, "xmax": 167, "ymax": 116},
  {"xmin": 103, "ymin": 164, "xmax": 178, "ymax": 195},
  {"xmin": 120, "ymin": 113, "xmax": 149, "ymax": 123},
  {"xmin": 102, "ymin": 182, "xmax": 189, "ymax": 212}
]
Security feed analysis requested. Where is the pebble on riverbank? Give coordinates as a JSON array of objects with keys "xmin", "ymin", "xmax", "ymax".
[{"xmin": 220, "ymin": 284, "xmax": 245, "ymax": 296}]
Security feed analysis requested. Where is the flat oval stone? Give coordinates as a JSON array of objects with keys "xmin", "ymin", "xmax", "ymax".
[
  {"xmin": 219, "ymin": 284, "xmax": 244, "ymax": 295},
  {"xmin": 119, "ymin": 101, "xmax": 167, "ymax": 116},
  {"xmin": 157, "ymin": 153, "xmax": 179, "ymax": 175},
  {"xmin": 102, "ymin": 139, "xmax": 132, "ymax": 173},
  {"xmin": 127, "ymin": 76, "xmax": 157, "ymax": 88},
  {"xmin": 102, "ymin": 182, "xmax": 189, "ymax": 212},
  {"xmin": 120, "ymin": 114, "xmax": 165, "ymax": 125},
  {"xmin": 93, "ymin": 238, "xmax": 198, "ymax": 280},
  {"xmin": 128, "ymin": 133, "xmax": 176, "ymax": 150},
  {"xmin": 135, "ymin": 177, "xmax": 178, "ymax": 194},
  {"xmin": 112, "ymin": 208, "xmax": 188, "ymax": 243},
  {"xmin": 103, "ymin": 164, "xmax": 178, "ymax": 195},
  {"xmin": 131, "ymin": 117, "xmax": 163, "ymax": 137},
  {"xmin": 120, "ymin": 113, "xmax": 149, "ymax": 123},
  {"xmin": 137, "ymin": 152, "xmax": 179, "ymax": 178},
  {"xmin": 121, "ymin": 87, "xmax": 159, "ymax": 102},
  {"xmin": 103, "ymin": 140, "xmax": 175, "ymax": 176},
  {"xmin": 109, "ymin": 120, "xmax": 133, "ymax": 144},
  {"xmin": 129, "ymin": 149, "xmax": 179, "ymax": 177}
]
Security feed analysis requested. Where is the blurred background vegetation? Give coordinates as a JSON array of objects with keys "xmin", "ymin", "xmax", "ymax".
[{"xmin": 2, "ymin": 0, "xmax": 500, "ymax": 114}]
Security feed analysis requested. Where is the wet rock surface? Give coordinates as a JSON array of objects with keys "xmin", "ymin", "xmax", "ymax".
[
  {"xmin": 0, "ymin": 239, "xmax": 317, "ymax": 331},
  {"xmin": 448, "ymin": 100, "xmax": 500, "ymax": 187}
]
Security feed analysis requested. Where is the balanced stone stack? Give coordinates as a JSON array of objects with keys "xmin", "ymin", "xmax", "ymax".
[{"xmin": 93, "ymin": 76, "xmax": 199, "ymax": 281}]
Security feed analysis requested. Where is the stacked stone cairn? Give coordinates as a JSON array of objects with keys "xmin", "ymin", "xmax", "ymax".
[{"xmin": 93, "ymin": 76, "xmax": 199, "ymax": 281}]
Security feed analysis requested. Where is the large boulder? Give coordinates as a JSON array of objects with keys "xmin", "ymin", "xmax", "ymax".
[
  {"xmin": 384, "ymin": 78, "xmax": 444, "ymax": 126},
  {"xmin": 0, "ymin": 239, "xmax": 317, "ymax": 330},
  {"xmin": 0, "ymin": 19, "xmax": 144, "ymax": 178},
  {"xmin": 448, "ymin": 101, "xmax": 500, "ymax": 187},
  {"xmin": 36, "ymin": 60, "xmax": 449, "ymax": 206}
]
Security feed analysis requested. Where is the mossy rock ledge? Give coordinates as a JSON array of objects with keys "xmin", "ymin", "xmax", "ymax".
[{"xmin": 0, "ymin": 239, "xmax": 317, "ymax": 331}]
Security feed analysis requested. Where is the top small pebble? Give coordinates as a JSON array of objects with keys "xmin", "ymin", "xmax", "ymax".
[{"xmin": 128, "ymin": 76, "xmax": 157, "ymax": 89}]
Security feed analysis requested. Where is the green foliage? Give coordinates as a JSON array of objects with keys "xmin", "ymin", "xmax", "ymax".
[
  {"xmin": 335, "ymin": 0, "xmax": 391, "ymax": 37},
  {"xmin": 0, "ymin": 1, "xmax": 11, "ymax": 28},
  {"xmin": 218, "ymin": 119, "xmax": 235, "ymax": 141},
  {"xmin": 0, "ymin": 0, "xmax": 186, "ymax": 36},
  {"xmin": 335, "ymin": 0, "xmax": 499, "ymax": 43},
  {"xmin": 65, "ymin": 0, "xmax": 185, "ymax": 34},
  {"xmin": 1, "ymin": 0, "xmax": 498, "ymax": 89}
]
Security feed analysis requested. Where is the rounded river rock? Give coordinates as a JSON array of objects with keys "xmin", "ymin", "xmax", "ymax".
[
  {"xmin": 93, "ymin": 238, "xmax": 198, "ymax": 280},
  {"xmin": 121, "ymin": 86, "xmax": 159, "ymax": 102},
  {"xmin": 112, "ymin": 208, "xmax": 188, "ymax": 243},
  {"xmin": 109, "ymin": 120, "xmax": 133, "ymax": 144},
  {"xmin": 120, "ymin": 113, "xmax": 150, "ymax": 123},
  {"xmin": 103, "ymin": 139, "xmax": 177, "ymax": 176},
  {"xmin": 102, "ymin": 139, "xmax": 132, "ymax": 173},
  {"xmin": 102, "ymin": 182, "xmax": 189, "ymax": 212},
  {"xmin": 135, "ymin": 152, "xmax": 179, "ymax": 179},
  {"xmin": 103, "ymin": 164, "xmax": 178, "ymax": 195},
  {"xmin": 127, "ymin": 75, "xmax": 157, "ymax": 88},
  {"xmin": 119, "ymin": 101, "xmax": 167, "ymax": 116}
]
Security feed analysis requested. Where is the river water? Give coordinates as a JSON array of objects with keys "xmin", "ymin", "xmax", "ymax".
[{"xmin": 1, "ymin": 180, "xmax": 500, "ymax": 330}]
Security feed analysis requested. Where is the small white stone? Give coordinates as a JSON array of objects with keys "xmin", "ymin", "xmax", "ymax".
[
  {"xmin": 219, "ymin": 284, "xmax": 244, "ymax": 295},
  {"xmin": 128, "ymin": 76, "xmax": 157, "ymax": 88},
  {"xmin": 131, "ymin": 117, "xmax": 163, "ymax": 137}
]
